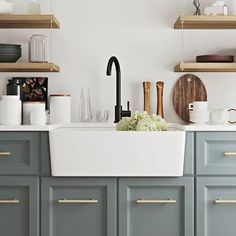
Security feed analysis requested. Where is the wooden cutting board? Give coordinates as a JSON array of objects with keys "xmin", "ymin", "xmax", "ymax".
[{"xmin": 173, "ymin": 74, "xmax": 207, "ymax": 123}]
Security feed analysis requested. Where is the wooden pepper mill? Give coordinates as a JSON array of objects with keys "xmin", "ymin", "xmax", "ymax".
[
  {"xmin": 156, "ymin": 81, "xmax": 164, "ymax": 118},
  {"xmin": 143, "ymin": 82, "xmax": 151, "ymax": 114}
]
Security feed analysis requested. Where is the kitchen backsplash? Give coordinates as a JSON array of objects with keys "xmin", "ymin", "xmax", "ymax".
[{"xmin": 1, "ymin": 0, "xmax": 236, "ymax": 123}]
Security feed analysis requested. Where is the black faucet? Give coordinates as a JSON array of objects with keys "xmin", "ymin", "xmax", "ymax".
[{"xmin": 106, "ymin": 56, "xmax": 131, "ymax": 123}]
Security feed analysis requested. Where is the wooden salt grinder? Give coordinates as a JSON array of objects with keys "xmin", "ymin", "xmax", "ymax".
[{"xmin": 143, "ymin": 82, "xmax": 151, "ymax": 114}]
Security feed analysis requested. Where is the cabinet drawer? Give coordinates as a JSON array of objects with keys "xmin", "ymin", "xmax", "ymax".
[
  {"xmin": 0, "ymin": 132, "xmax": 40, "ymax": 175},
  {"xmin": 41, "ymin": 178, "xmax": 116, "ymax": 236},
  {"xmin": 0, "ymin": 176, "xmax": 39, "ymax": 236},
  {"xmin": 119, "ymin": 178, "xmax": 194, "ymax": 236},
  {"xmin": 197, "ymin": 177, "xmax": 236, "ymax": 236},
  {"xmin": 196, "ymin": 132, "xmax": 236, "ymax": 175}
]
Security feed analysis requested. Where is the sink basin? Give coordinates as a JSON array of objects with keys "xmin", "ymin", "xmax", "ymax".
[{"xmin": 49, "ymin": 126, "xmax": 186, "ymax": 177}]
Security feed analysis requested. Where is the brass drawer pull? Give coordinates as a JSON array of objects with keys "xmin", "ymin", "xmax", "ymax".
[
  {"xmin": 0, "ymin": 199, "xmax": 19, "ymax": 204},
  {"xmin": 58, "ymin": 199, "xmax": 98, "ymax": 204},
  {"xmin": 224, "ymin": 152, "xmax": 236, "ymax": 156},
  {"xmin": 137, "ymin": 199, "xmax": 177, "ymax": 204},
  {"xmin": 0, "ymin": 152, "xmax": 11, "ymax": 157},
  {"xmin": 214, "ymin": 199, "xmax": 236, "ymax": 204}
]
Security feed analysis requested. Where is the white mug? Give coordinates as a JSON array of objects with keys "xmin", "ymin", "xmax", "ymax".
[{"xmin": 189, "ymin": 101, "xmax": 208, "ymax": 112}]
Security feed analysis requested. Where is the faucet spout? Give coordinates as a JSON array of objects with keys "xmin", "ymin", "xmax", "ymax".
[
  {"xmin": 106, "ymin": 56, "xmax": 121, "ymax": 110},
  {"xmin": 106, "ymin": 56, "xmax": 131, "ymax": 123}
]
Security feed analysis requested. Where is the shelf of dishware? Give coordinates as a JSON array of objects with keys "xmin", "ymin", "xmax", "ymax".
[
  {"xmin": 174, "ymin": 15, "xmax": 236, "ymax": 29},
  {"xmin": 0, "ymin": 14, "xmax": 60, "ymax": 29},
  {"xmin": 174, "ymin": 62, "xmax": 236, "ymax": 72},
  {"xmin": 0, "ymin": 63, "xmax": 60, "ymax": 72}
]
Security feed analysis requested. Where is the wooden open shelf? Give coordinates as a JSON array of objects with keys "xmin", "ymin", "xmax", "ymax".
[
  {"xmin": 0, "ymin": 63, "xmax": 60, "ymax": 72},
  {"xmin": 174, "ymin": 15, "xmax": 236, "ymax": 29},
  {"xmin": 0, "ymin": 15, "xmax": 60, "ymax": 29},
  {"xmin": 174, "ymin": 62, "xmax": 236, "ymax": 72}
]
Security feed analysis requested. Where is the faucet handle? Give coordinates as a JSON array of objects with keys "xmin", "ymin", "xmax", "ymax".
[
  {"xmin": 121, "ymin": 101, "xmax": 131, "ymax": 118},
  {"xmin": 127, "ymin": 101, "xmax": 130, "ymax": 111}
]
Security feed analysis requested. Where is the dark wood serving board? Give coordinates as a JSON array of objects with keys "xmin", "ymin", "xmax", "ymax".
[{"xmin": 173, "ymin": 74, "xmax": 207, "ymax": 123}]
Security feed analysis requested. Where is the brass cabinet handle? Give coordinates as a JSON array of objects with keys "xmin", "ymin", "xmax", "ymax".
[
  {"xmin": 224, "ymin": 152, "xmax": 236, "ymax": 156},
  {"xmin": 0, "ymin": 152, "xmax": 11, "ymax": 157},
  {"xmin": 214, "ymin": 199, "xmax": 236, "ymax": 204},
  {"xmin": 137, "ymin": 199, "xmax": 177, "ymax": 204},
  {"xmin": 58, "ymin": 199, "xmax": 98, "ymax": 204},
  {"xmin": 0, "ymin": 199, "xmax": 19, "ymax": 204}
]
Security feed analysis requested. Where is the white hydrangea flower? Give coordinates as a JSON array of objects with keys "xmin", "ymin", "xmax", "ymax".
[{"xmin": 116, "ymin": 111, "xmax": 167, "ymax": 132}]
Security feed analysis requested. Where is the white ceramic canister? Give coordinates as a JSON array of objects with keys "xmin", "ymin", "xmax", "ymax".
[
  {"xmin": 23, "ymin": 101, "xmax": 45, "ymax": 125},
  {"xmin": 0, "ymin": 95, "xmax": 22, "ymax": 125},
  {"xmin": 50, "ymin": 95, "xmax": 71, "ymax": 124}
]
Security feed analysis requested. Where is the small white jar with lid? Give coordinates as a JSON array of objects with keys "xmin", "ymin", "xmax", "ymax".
[
  {"xmin": 0, "ymin": 95, "xmax": 22, "ymax": 125},
  {"xmin": 23, "ymin": 101, "xmax": 45, "ymax": 125}
]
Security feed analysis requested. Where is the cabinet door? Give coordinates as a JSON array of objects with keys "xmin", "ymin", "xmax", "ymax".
[
  {"xmin": 119, "ymin": 178, "xmax": 193, "ymax": 236},
  {"xmin": 0, "ymin": 132, "xmax": 40, "ymax": 175},
  {"xmin": 0, "ymin": 176, "xmax": 39, "ymax": 236},
  {"xmin": 197, "ymin": 177, "xmax": 236, "ymax": 236},
  {"xmin": 196, "ymin": 132, "xmax": 236, "ymax": 175},
  {"xmin": 41, "ymin": 178, "xmax": 116, "ymax": 236}
]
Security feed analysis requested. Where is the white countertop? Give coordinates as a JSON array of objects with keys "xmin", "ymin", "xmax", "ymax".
[
  {"xmin": 0, "ymin": 123, "xmax": 236, "ymax": 131},
  {"xmin": 173, "ymin": 123, "xmax": 236, "ymax": 131}
]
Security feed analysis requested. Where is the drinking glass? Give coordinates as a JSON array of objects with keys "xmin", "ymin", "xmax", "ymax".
[{"xmin": 96, "ymin": 110, "xmax": 109, "ymax": 123}]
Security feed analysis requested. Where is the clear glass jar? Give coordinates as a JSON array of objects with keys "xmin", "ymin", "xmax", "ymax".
[
  {"xmin": 28, "ymin": 0, "xmax": 41, "ymax": 15},
  {"xmin": 29, "ymin": 34, "xmax": 47, "ymax": 63}
]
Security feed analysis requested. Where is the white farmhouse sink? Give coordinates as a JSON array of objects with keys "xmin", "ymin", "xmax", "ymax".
[{"xmin": 49, "ymin": 126, "xmax": 186, "ymax": 177}]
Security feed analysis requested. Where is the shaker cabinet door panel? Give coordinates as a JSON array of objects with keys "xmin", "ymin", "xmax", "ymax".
[
  {"xmin": 0, "ymin": 132, "xmax": 40, "ymax": 175},
  {"xmin": 197, "ymin": 177, "xmax": 236, "ymax": 236},
  {"xmin": 196, "ymin": 132, "xmax": 236, "ymax": 175},
  {"xmin": 0, "ymin": 176, "xmax": 39, "ymax": 236},
  {"xmin": 119, "ymin": 178, "xmax": 194, "ymax": 236},
  {"xmin": 41, "ymin": 178, "xmax": 116, "ymax": 236}
]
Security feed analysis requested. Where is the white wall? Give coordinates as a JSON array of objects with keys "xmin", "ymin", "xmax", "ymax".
[{"xmin": 1, "ymin": 0, "xmax": 236, "ymax": 123}]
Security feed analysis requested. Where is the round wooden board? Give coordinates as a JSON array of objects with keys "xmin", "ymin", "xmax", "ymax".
[{"xmin": 173, "ymin": 74, "xmax": 207, "ymax": 123}]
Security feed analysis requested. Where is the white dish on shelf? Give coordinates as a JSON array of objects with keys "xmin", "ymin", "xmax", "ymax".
[{"xmin": 0, "ymin": 0, "xmax": 13, "ymax": 14}]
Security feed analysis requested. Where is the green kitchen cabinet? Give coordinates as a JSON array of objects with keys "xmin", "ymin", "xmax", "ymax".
[
  {"xmin": 197, "ymin": 177, "xmax": 236, "ymax": 236},
  {"xmin": 119, "ymin": 177, "xmax": 194, "ymax": 236},
  {"xmin": 41, "ymin": 177, "xmax": 116, "ymax": 236},
  {"xmin": 0, "ymin": 176, "xmax": 39, "ymax": 236}
]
